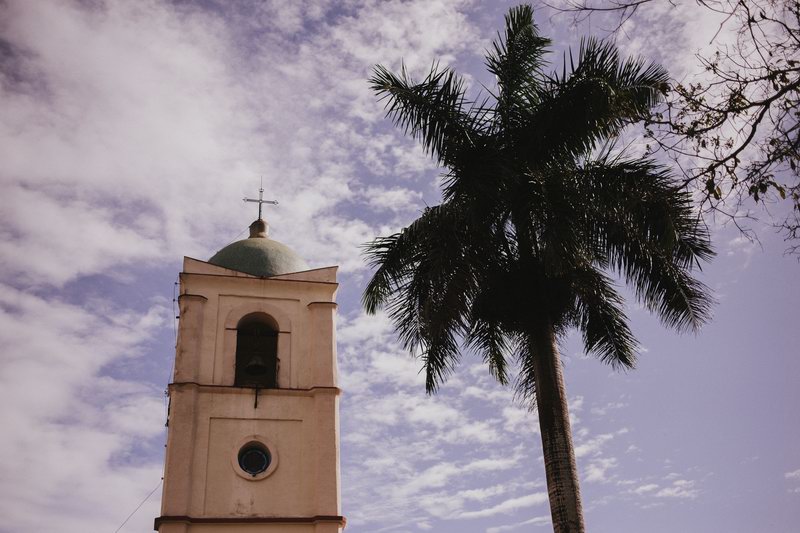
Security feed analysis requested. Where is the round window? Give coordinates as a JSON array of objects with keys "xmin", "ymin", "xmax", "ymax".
[
  {"xmin": 231, "ymin": 435, "xmax": 278, "ymax": 481},
  {"xmin": 238, "ymin": 443, "xmax": 271, "ymax": 477}
]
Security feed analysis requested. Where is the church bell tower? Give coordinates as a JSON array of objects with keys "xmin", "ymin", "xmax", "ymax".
[{"xmin": 156, "ymin": 213, "xmax": 344, "ymax": 532}]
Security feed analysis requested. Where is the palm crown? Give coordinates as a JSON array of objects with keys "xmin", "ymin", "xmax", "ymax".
[{"xmin": 363, "ymin": 6, "xmax": 713, "ymax": 401}]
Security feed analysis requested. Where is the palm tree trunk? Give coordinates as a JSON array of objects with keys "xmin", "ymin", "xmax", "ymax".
[{"xmin": 531, "ymin": 323, "xmax": 585, "ymax": 533}]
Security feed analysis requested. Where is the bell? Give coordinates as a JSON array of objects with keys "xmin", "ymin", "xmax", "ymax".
[{"xmin": 244, "ymin": 355, "xmax": 269, "ymax": 376}]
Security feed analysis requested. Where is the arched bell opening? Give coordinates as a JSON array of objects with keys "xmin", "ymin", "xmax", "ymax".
[{"xmin": 235, "ymin": 312, "xmax": 279, "ymax": 388}]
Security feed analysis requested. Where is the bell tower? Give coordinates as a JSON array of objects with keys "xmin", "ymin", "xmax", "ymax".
[{"xmin": 156, "ymin": 216, "xmax": 344, "ymax": 532}]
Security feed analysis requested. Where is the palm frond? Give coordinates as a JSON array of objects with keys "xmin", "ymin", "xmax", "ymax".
[
  {"xmin": 370, "ymin": 63, "xmax": 482, "ymax": 167},
  {"xmin": 568, "ymin": 37, "xmax": 668, "ymax": 117},
  {"xmin": 570, "ymin": 264, "xmax": 638, "ymax": 368},
  {"xmin": 628, "ymin": 252, "xmax": 714, "ymax": 332},
  {"xmin": 361, "ymin": 232, "xmax": 414, "ymax": 315},
  {"xmin": 572, "ymin": 156, "xmax": 715, "ymax": 332},
  {"xmin": 466, "ymin": 314, "xmax": 511, "ymax": 385},
  {"xmin": 579, "ymin": 157, "xmax": 714, "ymax": 267},
  {"xmin": 363, "ymin": 201, "xmax": 483, "ymax": 393},
  {"xmin": 513, "ymin": 333, "xmax": 539, "ymax": 408},
  {"xmin": 361, "ymin": 203, "xmax": 453, "ymax": 314},
  {"xmin": 485, "ymin": 4, "xmax": 551, "ymax": 126},
  {"xmin": 521, "ymin": 37, "xmax": 668, "ymax": 162}
]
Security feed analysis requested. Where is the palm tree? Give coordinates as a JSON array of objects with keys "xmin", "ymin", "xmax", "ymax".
[{"xmin": 361, "ymin": 5, "xmax": 713, "ymax": 532}]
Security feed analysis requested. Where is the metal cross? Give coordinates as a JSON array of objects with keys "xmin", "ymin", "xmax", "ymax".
[{"xmin": 243, "ymin": 185, "xmax": 278, "ymax": 220}]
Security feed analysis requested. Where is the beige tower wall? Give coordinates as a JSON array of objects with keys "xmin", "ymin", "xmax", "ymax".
[{"xmin": 157, "ymin": 259, "xmax": 344, "ymax": 532}]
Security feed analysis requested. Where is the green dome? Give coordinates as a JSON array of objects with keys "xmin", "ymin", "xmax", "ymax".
[{"xmin": 209, "ymin": 219, "xmax": 308, "ymax": 277}]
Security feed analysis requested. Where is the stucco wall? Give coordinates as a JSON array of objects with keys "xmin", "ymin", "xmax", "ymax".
[{"xmin": 158, "ymin": 260, "xmax": 342, "ymax": 532}]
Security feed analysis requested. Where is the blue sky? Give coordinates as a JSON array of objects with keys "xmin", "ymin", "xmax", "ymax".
[{"xmin": 0, "ymin": 1, "xmax": 798, "ymax": 532}]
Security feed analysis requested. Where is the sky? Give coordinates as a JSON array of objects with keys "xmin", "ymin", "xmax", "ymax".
[{"xmin": 0, "ymin": 1, "xmax": 798, "ymax": 532}]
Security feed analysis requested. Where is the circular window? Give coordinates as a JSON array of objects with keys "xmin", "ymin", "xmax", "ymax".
[
  {"xmin": 238, "ymin": 443, "xmax": 271, "ymax": 476},
  {"xmin": 231, "ymin": 435, "xmax": 278, "ymax": 481}
]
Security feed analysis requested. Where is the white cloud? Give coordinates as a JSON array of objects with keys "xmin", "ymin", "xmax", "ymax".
[
  {"xmin": 0, "ymin": 0, "xmax": 250, "ymax": 284},
  {"xmin": 487, "ymin": 515, "xmax": 551, "ymax": 533},
  {"xmin": 442, "ymin": 420, "xmax": 501, "ymax": 444},
  {"xmin": 464, "ymin": 455, "xmax": 523, "ymax": 473},
  {"xmin": 784, "ymin": 468, "xmax": 800, "ymax": 480},
  {"xmin": 655, "ymin": 479, "xmax": 700, "ymax": 499},
  {"xmin": 361, "ymin": 185, "xmax": 425, "ymax": 213},
  {"xmin": 338, "ymin": 310, "xmax": 395, "ymax": 345},
  {"xmin": 574, "ymin": 433, "xmax": 614, "ymax": 458},
  {"xmin": 569, "ymin": 395, "xmax": 584, "ymax": 412},
  {"xmin": 584, "ymin": 457, "xmax": 618, "ymax": 484},
  {"xmin": 0, "ymin": 186, "xmax": 165, "ymax": 285},
  {"xmin": 407, "ymin": 397, "xmax": 463, "ymax": 426},
  {"xmin": 0, "ymin": 284, "xmax": 168, "ymax": 532},
  {"xmin": 459, "ymin": 493, "xmax": 548, "ymax": 519},
  {"xmin": 633, "ymin": 483, "xmax": 659, "ymax": 495},
  {"xmin": 502, "ymin": 404, "xmax": 539, "ymax": 434},
  {"xmin": 389, "ymin": 454, "xmax": 523, "ymax": 503},
  {"xmin": 0, "ymin": 0, "xmax": 485, "ymax": 290},
  {"xmin": 590, "ymin": 401, "xmax": 628, "ymax": 416},
  {"xmin": 457, "ymin": 485, "xmax": 510, "ymax": 502}
]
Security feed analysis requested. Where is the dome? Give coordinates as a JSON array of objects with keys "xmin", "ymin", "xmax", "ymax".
[{"xmin": 209, "ymin": 219, "xmax": 309, "ymax": 277}]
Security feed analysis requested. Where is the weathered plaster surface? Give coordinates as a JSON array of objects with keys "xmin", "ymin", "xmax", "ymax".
[{"xmin": 158, "ymin": 259, "xmax": 343, "ymax": 532}]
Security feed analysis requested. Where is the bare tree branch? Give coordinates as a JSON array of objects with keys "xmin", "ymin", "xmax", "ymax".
[{"xmin": 545, "ymin": 0, "xmax": 800, "ymax": 252}]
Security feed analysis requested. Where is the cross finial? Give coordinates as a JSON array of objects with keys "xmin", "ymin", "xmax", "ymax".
[{"xmin": 243, "ymin": 180, "xmax": 278, "ymax": 220}]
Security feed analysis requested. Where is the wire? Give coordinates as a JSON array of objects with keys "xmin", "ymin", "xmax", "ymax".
[
  {"xmin": 172, "ymin": 279, "xmax": 178, "ymax": 347},
  {"xmin": 113, "ymin": 479, "xmax": 163, "ymax": 532},
  {"xmin": 223, "ymin": 225, "xmax": 249, "ymax": 247}
]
